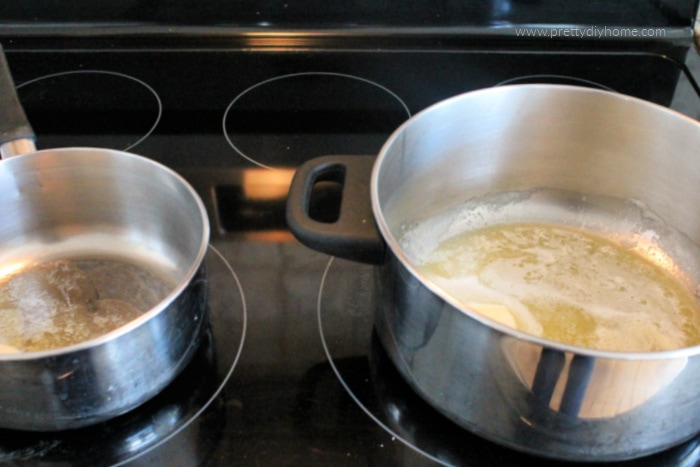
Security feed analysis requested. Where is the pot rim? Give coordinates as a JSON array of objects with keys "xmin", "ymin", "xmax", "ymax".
[
  {"xmin": 0, "ymin": 147, "xmax": 210, "ymax": 361},
  {"xmin": 371, "ymin": 83, "xmax": 700, "ymax": 361}
]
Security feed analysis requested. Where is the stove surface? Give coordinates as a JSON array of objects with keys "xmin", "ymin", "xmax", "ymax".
[{"xmin": 1, "ymin": 44, "xmax": 700, "ymax": 466}]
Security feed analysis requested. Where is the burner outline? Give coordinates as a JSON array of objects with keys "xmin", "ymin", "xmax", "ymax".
[
  {"xmin": 111, "ymin": 243, "xmax": 248, "ymax": 466},
  {"xmin": 317, "ymin": 257, "xmax": 450, "ymax": 467},
  {"xmin": 223, "ymin": 71, "xmax": 411, "ymax": 170},
  {"xmin": 16, "ymin": 70, "xmax": 163, "ymax": 152}
]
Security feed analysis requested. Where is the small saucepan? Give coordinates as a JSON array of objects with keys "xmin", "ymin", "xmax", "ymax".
[
  {"xmin": 0, "ymin": 45, "xmax": 209, "ymax": 430},
  {"xmin": 287, "ymin": 84, "xmax": 700, "ymax": 461}
]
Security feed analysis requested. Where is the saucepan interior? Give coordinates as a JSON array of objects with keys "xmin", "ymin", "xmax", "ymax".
[
  {"xmin": 0, "ymin": 147, "xmax": 207, "ymax": 312},
  {"xmin": 375, "ymin": 84, "xmax": 700, "ymax": 348}
]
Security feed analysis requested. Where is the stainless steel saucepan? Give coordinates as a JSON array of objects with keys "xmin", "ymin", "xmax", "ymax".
[
  {"xmin": 287, "ymin": 84, "xmax": 700, "ymax": 461},
  {"xmin": 0, "ymin": 45, "xmax": 209, "ymax": 430}
]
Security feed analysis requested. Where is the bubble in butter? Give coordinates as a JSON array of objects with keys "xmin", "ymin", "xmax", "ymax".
[{"xmin": 418, "ymin": 223, "xmax": 700, "ymax": 352}]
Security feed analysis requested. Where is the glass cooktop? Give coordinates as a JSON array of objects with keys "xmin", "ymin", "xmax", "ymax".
[{"xmin": 1, "ymin": 43, "xmax": 700, "ymax": 465}]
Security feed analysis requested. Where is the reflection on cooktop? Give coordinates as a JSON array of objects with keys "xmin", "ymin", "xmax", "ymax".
[{"xmin": 0, "ymin": 325, "xmax": 223, "ymax": 466}]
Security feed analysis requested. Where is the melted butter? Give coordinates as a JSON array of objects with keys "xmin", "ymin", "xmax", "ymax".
[
  {"xmin": 420, "ymin": 223, "xmax": 700, "ymax": 352},
  {"xmin": 0, "ymin": 258, "xmax": 173, "ymax": 352}
]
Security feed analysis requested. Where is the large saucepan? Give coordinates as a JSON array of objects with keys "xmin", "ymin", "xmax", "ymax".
[
  {"xmin": 287, "ymin": 84, "xmax": 700, "ymax": 461},
  {"xmin": 0, "ymin": 46, "xmax": 209, "ymax": 430}
]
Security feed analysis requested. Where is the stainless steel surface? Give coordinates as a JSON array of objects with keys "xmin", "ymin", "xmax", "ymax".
[
  {"xmin": 0, "ymin": 148, "xmax": 210, "ymax": 430},
  {"xmin": 368, "ymin": 84, "xmax": 700, "ymax": 461}
]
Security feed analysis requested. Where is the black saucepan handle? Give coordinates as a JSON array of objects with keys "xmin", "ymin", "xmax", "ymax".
[
  {"xmin": 286, "ymin": 155, "xmax": 386, "ymax": 265},
  {"xmin": 0, "ymin": 44, "xmax": 36, "ymax": 147}
]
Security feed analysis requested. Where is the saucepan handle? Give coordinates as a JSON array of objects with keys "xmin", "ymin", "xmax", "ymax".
[
  {"xmin": 286, "ymin": 155, "xmax": 386, "ymax": 265},
  {"xmin": 0, "ymin": 43, "xmax": 37, "ymax": 158}
]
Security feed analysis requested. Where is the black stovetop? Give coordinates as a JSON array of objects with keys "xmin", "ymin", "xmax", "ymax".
[{"xmin": 1, "ymin": 31, "xmax": 700, "ymax": 466}]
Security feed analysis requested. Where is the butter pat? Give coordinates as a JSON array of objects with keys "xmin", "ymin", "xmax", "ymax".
[{"xmin": 468, "ymin": 303, "xmax": 518, "ymax": 329}]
